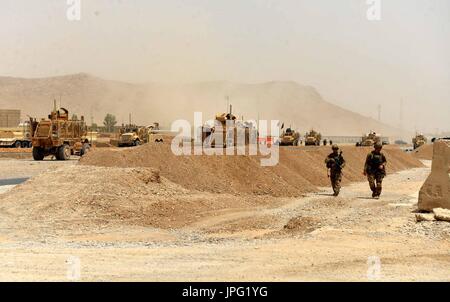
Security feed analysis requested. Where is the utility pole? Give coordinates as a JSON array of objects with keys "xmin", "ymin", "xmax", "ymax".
[
  {"xmin": 399, "ymin": 99, "xmax": 404, "ymax": 130},
  {"xmin": 377, "ymin": 104, "xmax": 381, "ymax": 122},
  {"xmin": 226, "ymin": 95, "xmax": 230, "ymax": 113},
  {"xmin": 90, "ymin": 107, "xmax": 94, "ymax": 126}
]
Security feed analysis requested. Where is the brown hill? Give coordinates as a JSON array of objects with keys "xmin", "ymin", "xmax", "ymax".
[{"xmin": 0, "ymin": 73, "xmax": 408, "ymax": 136}]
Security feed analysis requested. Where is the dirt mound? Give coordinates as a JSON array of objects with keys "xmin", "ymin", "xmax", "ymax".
[
  {"xmin": 413, "ymin": 144, "xmax": 433, "ymax": 160},
  {"xmin": 80, "ymin": 143, "xmax": 423, "ymax": 197},
  {"xmin": 0, "ymin": 144, "xmax": 422, "ymax": 234},
  {"xmin": 283, "ymin": 216, "xmax": 320, "ymax": 233},
  {"xmin": 0, "ymin": 166, "xmax": 271, "ymax": 231},
  {"xmin": 80, "ymin": 143, "xmax": 316, "ymax": 197},
  {"xmin": 0, "ymin": 167, "xmax": 181, "ymax": 227},
  {"xmin": 93, "ymin": 142, "xmax": 114, "ymax": 148}
]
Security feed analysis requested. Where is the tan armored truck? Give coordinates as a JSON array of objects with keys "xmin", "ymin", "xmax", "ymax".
[
  {"xmin": 0, "ymin": 121, "xmax": 32, "ymax": 148},
  {"xmin": 30, "ymin": 105, "xmax": 90, "ymax": 161},
  {"xmin": 201, "ymin": 105, "xmax": 254, "ymax": 148},
  {"xmin": 356, "ymin": 131, "xmax": 382, "ymax": 147},
  {"xmin": 118, "ymin": 124, "xmax": 143, "ymax": 147},
  {"xmin": 280, "ymin": 127, "xmax": 300, "ymax": 146},
  {"xmin": 118, "ymin": 123, "xmax": 162, "ymax": 147},
  {"xmin": 304, "ymin": 129, "xmax": 322, "ymax": 146},
  {"xmin": 412, "ymin": 133, "xmax": 427, "ymax": 150}
]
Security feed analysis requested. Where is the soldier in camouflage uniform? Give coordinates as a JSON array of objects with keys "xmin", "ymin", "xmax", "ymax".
[
  {"xmin": 325, "ymin": 144, "xmax": 346, "ymax": 196},
  {"xmin": 364, "ymin": 142, "xmax": 387, "ymax": 199}
]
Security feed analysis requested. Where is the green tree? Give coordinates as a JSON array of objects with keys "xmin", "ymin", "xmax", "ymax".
[
  {"xmin": 103, "ymin": 114, "xmax": 117, "ymax": 133},
  {"xmin": 90, "ymin": 123, "xmax": 98, "ymax": 131}
]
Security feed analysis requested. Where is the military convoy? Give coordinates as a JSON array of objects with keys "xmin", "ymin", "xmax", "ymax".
[
  {"xmin": 304, "ymin": 130, "xmax": 322, "ymax": 146},
  {"xmin": 30, "ymin": 104, "xmax": 90, "ymax": 161},
  {"xmin": 0, "ymin": 121, "xmax": 32, "ymax": 148},
  {"xmin": 199, "ymin": 116, "xmax": 321, "ymax": 148},
  {"xmin": 412, "ymin": 133, "xmax": 427, "ymax": 150},
  {"xmin": 13, "ymin": 101, "xmax": 416, "ymax": 162}
]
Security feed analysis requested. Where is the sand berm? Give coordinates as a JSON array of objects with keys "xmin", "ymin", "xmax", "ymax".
[
  {"xmin": 0, "ymin": 143, "xmax": 423, "ymax": 233},
  {"xmin": 80, "ymin": 143, "xmax": 423, "ymax": 197}
]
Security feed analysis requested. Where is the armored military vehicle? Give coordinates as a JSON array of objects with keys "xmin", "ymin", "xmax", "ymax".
[
  {"xmin": 356, "ymin": 131, "xmax": 381, "ymax": 147},
  {"xmin": 118, "ymin": 124, "xmax": 142, "ymax": 147},
  {"xmin": 304, "ymin": 129, "xmax": 322, "ymax": 146},
  {"xmin": 118, "ymin": 123, "xmax": 162, "ymax": 147},
  {"xmin": 412, "ymin": 134, "xmax": 427, "ymax": 150},
  {"xmin": 279, "ymin": 127, "xmax": 300, "ymax": 146},
  {"xmin": 202, "ymin": 105, "xmax": 254, "ymax": 148},
  {"xmin": 30, "ymin": 104, "xmax": 90, "ymax": 160}
]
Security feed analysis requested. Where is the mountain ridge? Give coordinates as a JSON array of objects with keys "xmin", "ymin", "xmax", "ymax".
[{"xmin": 0, "ymin": 74, "xmax": 409, "ymax": 138}]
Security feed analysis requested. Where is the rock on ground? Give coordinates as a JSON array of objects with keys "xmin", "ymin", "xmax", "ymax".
[{"xmin": 433, "ymin": 208, "xmax": 450, "ymax": 222}]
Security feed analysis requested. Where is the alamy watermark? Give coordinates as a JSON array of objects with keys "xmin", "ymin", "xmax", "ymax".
[
  {"xmin": 170, "ymin": 112, "xmax": 280, "ymax": 167},
  {"xmin": 66, "ymin": 256, "xmax": 81, "ymax": 281},
  {"xmin": 67, "ymin": 0, "xmax": 81, "ymax": 21},
  {"xmin": 367, "ymin": 256, "xmax": 382, "ymax": 280},
  {"xmin": 366, "ymin": 0, "xmax": 381, "ymax": 21}
]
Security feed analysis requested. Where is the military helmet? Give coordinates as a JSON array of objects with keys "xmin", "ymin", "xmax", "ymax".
[
  {"xmin": 332, "ymin": 144, "xmax": 339, "ymax": 150},
  {"xmin": 374, "ymin": 142, "xmax": 383, "ymax": 150}
]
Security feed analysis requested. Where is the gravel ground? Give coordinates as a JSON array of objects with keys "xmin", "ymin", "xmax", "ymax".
[{"xmin": 0, "ymin": 159, "xmax": 449, "ymax": 281}]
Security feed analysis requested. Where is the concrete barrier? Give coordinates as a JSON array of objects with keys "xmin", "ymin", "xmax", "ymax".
[{"xmin": 418, "ymin": 140, "xmax": 450, "ymax": 211}]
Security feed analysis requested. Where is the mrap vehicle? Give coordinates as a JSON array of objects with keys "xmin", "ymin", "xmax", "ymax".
[{"xmin": 30, "ymin": 104, "xmax": 90, "ymax": 161}]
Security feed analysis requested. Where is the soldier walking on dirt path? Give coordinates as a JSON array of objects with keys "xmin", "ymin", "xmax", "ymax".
[
  {"xmin": 325, "ymin": 144, "xmax": 346, "ymax": 197},
  {"xmin": 364, "ymin": 142, "xmax": 387, "ymax": 199}
]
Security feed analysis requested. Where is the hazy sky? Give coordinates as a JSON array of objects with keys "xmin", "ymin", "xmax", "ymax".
[{"xmin": 0, "ymin": 0, "xmax": 449, "ymax": 133}]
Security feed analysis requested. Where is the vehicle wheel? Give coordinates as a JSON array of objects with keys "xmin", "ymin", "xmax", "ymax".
[
  {"xmin": 14, "ymin": 141, "xmax": 22, "ymax": 148},
  {"xmin": 293, "ymin": 140, "xmax": 299, "ymax": 146},
  {"xmin": 21, "ymin": 141, "xmax": 29, "ymax": 148},
  {"xmin": 80, "ymin": 143, "xmax": 90, "ymax": 156},
  {"xmin": 27, "ymin": 141, "xmax": 33, "ymax": 148},
  {"xmin": 134, "ymin": 140, "xmax": 141, "ymax": 146},
  {"xmin": 57, "ymin": 144, "xmax": 71, "ymax": 161},
  {"xmin": 32, "ymin": 147, "xmax": 45, "ymax": 161}
]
